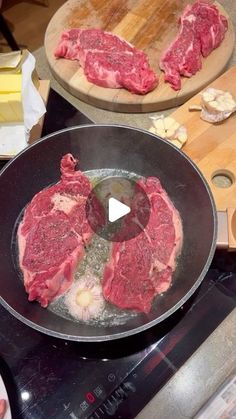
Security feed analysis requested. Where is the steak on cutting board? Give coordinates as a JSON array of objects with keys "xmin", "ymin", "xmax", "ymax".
[
  {"xmin": 17, "ymin": 154, "xmax": 104, "ymax": 307},
  {"xmin": 160, "ymin": 1, "xmax": 228, "ymax": 90},
  {"xmin": 102, "ymin": 177, "xmax": 183, "ymax": 313},
  {"xmin": 54, "ymin": 28, "xmax": 158, "ymax": 95}
]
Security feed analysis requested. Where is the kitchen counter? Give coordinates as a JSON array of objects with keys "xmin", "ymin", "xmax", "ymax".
[
  {"xmin": 33, "ymin": 1, "xmax": 236, "ymax": 417},
  {"xmin": 137, "ymin": 309, "xmax": 236, "ymax": 419}
]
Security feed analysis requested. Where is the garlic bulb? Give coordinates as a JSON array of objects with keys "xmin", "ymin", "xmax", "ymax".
[
  {"xmin": 149, "ymin": 115, "xmax": 188, "ymax": 149},
  {"xmin": 65, "ymin": 276, "xmax": 105, "ymax": 321},
  {"xmin": 190, "ymin": 88, "xmax": 236, "ymax": 123}
]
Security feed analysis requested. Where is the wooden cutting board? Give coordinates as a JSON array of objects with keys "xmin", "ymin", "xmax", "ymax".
[
  {"xmin": 170, "ymin": 66, "xmax": 236, "ymax": 249},
  {"xmin": 44, "ymin": 0, "xmax": 234, "ymax": 113}
]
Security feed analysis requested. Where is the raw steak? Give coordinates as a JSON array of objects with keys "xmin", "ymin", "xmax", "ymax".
[
  {"xmin": 17, "ymin": 154, "xmax": 104, "ymax": 307},
  {"xmin": 54, "ymin": 28, "xmax": 158, "ymax": 95},
  {"xmin": 160, "ymin": 1, "xmax": 228, "ymax": 90},
  {"xmin": 102, "ymin": 177, "xmax": 183, "ymax": 313}
]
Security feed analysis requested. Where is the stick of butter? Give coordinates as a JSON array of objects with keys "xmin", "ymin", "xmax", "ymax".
[
  {"xmin": 0, "ymin": 73, "xmax": 23, "ymax": 122},
  {"xmin": 0, "ymin": 93, "xmax": 23, "ymax": 122},
  {"xmin": 0, "ymin": 74, "xmax": 22, "ymax": 93}
]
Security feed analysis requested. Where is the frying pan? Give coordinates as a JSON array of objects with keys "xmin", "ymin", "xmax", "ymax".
[{"xmin": 0, "ymin": 125, "xmax": 217, "ymax": 342}]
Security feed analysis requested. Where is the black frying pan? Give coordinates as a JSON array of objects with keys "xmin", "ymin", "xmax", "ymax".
[{"xmin": 0, "ymin": 125, "xmax": 217, "ymax": 341}]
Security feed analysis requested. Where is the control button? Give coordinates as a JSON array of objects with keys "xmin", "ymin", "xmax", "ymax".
[
  {"xmin": 93, "ymin": 385, "xmax": 104, "ymax": 398},
  {"xmin": 108, "ymin": 373, "xmax": 116, "ymax": 382},
  {"xmin": 86, "ymin": 392, "xmax": 95, "ymax": 404},
  {"xmin": 80, "ymin": 400, "xmax": 89, "ymax": 412}
]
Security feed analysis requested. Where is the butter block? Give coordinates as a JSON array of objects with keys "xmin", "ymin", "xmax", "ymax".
[
  {"xmin": 0, "ymin": 73, "xmax": 22, "ymax": 93},
  {"xmin": 0, "ymin": 92, "xmax": 23, "ymax": 122}
]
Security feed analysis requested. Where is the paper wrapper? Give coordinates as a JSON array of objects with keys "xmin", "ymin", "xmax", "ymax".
[
  {"xmin": 0, "ymin": 51, "xmax": 46, "ymax": 157},
  {"xmin": 22, "ymin": 52, "xmax": 46, "ymax": 132}
]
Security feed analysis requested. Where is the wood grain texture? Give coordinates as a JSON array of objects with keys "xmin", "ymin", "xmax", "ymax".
[
  {"xmin": 170, "ymin": 66, "xmax": 236, "ymax": 213},
  {"xmin": 44, "ymin": 0, "xmax": 235, "ymax": 113}
]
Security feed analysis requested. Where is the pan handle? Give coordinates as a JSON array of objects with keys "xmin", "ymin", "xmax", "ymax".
[{"xmin": 217, "ymin": 209, "xmax": 236, "ymax": 251}]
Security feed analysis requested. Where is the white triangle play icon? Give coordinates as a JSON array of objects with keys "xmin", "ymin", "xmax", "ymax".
[{"xmin": 108, "ymin": 197, "xmax": 131, "ymax": 223}]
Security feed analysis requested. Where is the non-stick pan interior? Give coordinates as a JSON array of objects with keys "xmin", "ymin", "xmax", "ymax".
[{"xmin": 0, "ymin": 125, "xmax": 217, "ymax": 341}]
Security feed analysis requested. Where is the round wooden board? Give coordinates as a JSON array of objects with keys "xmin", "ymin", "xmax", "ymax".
[{"xmin": 44, "ymin": 0, "xmax": 235, "ymax": 113}]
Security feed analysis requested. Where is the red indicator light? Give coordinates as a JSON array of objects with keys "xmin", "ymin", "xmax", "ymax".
[{"xmin": 86, "ymin": 392, "xmax": 95, "ymax": 404}]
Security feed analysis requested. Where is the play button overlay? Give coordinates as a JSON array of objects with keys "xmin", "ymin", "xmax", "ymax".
[
  {"xmin": 86, "ymin": 176, "xmax": 151, "ymax": 242},
  {"xmin": 108, "ymin": 197, "xmax": 131, "ymax": 222}
]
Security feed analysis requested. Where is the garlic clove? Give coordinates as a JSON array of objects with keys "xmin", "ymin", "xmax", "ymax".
[
  {"xmin": 149, "ymin": 116, "xmax": 188, "ymax": 148},
  {"xmin": 163, "ymin": 117, "xmax": 176, "ymax": 129},
  {"xmin": 203, "ymin": 92, "xmax": 215, "ymax": 102},
  {"xmin": 170, "ymin": 139, "xmax": 182, "ymax": 149},
  {"xmin": 172, "ymin": 121, "xmax": 181, "ymax": 131},
  {"xmin": 153, "ymin": 119, "xmax": 165, "ymax": 130},
  {"xmin": 165, "ymin": 128, "xmax": 176, "ymax": 138},
  {"xmin": 178, "ymin": 132, "xmax": 188, "ymax": 144},
  {"xmin": 149, "ymin": 126, "xmax": 157, "ymax": 134},
  {"xmin": 158, "ymin": 129, "xmax": 166, "ymax": 138},
  {"xmin": 149, "ymin": 127, "xmax": 166, "ymax": 137}
]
